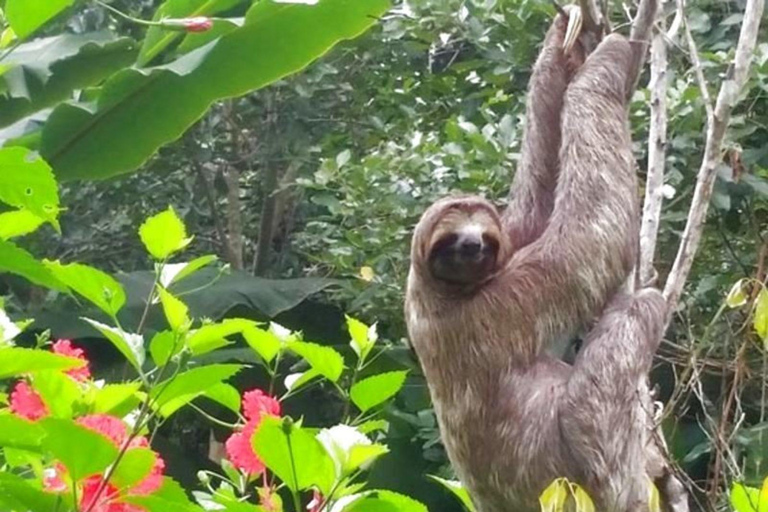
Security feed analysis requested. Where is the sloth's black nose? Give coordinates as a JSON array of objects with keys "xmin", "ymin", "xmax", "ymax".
[{"xmin": 459, "ymin": 238, "xmax": 483, "ymax": 256}]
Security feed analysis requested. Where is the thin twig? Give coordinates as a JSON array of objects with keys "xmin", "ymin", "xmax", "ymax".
[{"xmin": 663, "ymin": 0, "xmax": 765, "ymax": 314}]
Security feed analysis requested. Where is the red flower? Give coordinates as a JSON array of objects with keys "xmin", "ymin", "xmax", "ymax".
[
  {"xmin": 242, "ymin": 389, "xmax": 281, "ymax": 422},
  {"xmin": 44, "ymin": 414, "xmax": 165, "ymax": 509},
  {"xmin": 9, "ymin": 381, "xmax": 47, "ymax": 421},
  {"xmin": 52, "ymin": 339, "xmax": 91, "ymax": 382},
  {"xmin": 225, "ymin": 389, "xmax": 281, "ymax": 475}
]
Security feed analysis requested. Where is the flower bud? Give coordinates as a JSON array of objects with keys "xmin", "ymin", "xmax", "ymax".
[{"xmin": 160, "ymin": 17, "xmax": 213, "ymax": 33}]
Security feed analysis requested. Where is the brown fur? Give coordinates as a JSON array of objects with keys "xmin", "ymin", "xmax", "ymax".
[{"xmin": 406, "ymin": 20, "xmax": 670, "ymax": 512}]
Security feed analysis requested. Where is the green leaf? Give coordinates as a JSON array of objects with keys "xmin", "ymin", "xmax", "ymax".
[
  {"xmin": 40, "ymin": 417, "xmax": 119, "ymax": 480},
  {"xmin": 140, "ymin": 207, "xmax": 192, "ymax": 260},
  {"xmin": 0, "ymin": 472, "xmax": 61, "ymax": 512},
  {"xmin": 0, "ymin": 346, "xmax": 82, "ymax": 379},
  {"xmin": 357, "ymin": 419, "xmax": 389, "ymax": 435},
  {"xmin": 92, "ymin": 383, "xmax": 142, "ymax": 415},
  {"xmin": 252, "ymin": 416, "xmax": 335, "ymax": 494},
  {"xmin": 82, "ymin": 318, "xmax": 145, "ymax": 371},
  {"xmin": 138, "ymin": 0, "xmax": 245, "ymax": 65},
  {"xmin": 288, "ymin": 340, "xmax": 344, "ymax": 382},
  {"xmin": 0, "ymin": 413, "xmax": 46, "ymax": 451},
  {"xmin": 755, "ymin": 289, "xmax": 768, "ymax": 343},
  {"xmin": 0, "ymin": 240, "xmax": 64, "ymax": 290},
  {"xmin": 187, "ymin": 318, "xmax": 256, "ymax": 356},
  {"xmin": 5, "ymin": 0, "xmax": 75, "ymax": 39},
  {"xmin": 151, "ymin": 364, "xmax": 243, "ymax": 417},
  {"xmin": 347, "ymin": 443, "xmax": 389, "ymax": 471},
  {"xmin": 157, "ymin": 286, "xmax": 190, "ymax": 333},
  {"xmin": 539, "ymin": 479, "xmax": 568, "ymax": 512},
  {"xmin": 350, "ymin": 371, "xmax": 408, "ymax": 413},
  {"xmin": 344, "ymin": 490, "xmax": 429, "ymax": 512},
  {"xmin": 429, "ymin": 476, "xmax": 477, "ymax": 512},
  {"xmin": 46, "ymin": 261, "xmax": 126, "ymax": 316},
  {"xmin": 243, "ymin": 325, "xmax": 283, "ymax": 363},
  {"xmin": 150, "ymin": 330, "xmax": 178, "ymax": 366},
  {"xmin": 42, "ymin": 0, "xmax": 390, "ymax": 181},
  {"xmin": 0, "ymin": 34, "xmax": 136, "ymax": 128},
  {"xmin": 0, "ymin": 147, "xmax": 59, "ymax": 227},
  {"xmin": 347, "ymin": 315, "xmax": 376, "ymax": 362},
  {"xmin": 31, "ymin": 370, "xmax": 81, "ymax": 418},
  {"xmin": 0, "ymin": 209, "xmax": 45, "ymax": 239},
  {"xmin": 731, "ymin": 481, "xmax": 768, "ymax": 512},
  {"xmin": 112, "ymin": 448, "xmax": 157, "ymax": 490},
  {"xmin": 158, "ymin": 255, "xmax": 217, "ymax": 287},
  {"xmin": 202, "ymin": 383, "xmax": 241, "ymax": 414}
]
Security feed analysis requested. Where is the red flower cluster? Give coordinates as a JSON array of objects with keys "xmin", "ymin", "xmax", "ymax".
[
  {"xmin": 224, "ymin": 389, "xmax": 281, "ymax": 475},
  {"xmin": 8, "ymin": 341, "xmax": 166, "ymax": 511},
  {"xmin": 10, "ymin": 339, "xmax": 91, "ymax": 420}
]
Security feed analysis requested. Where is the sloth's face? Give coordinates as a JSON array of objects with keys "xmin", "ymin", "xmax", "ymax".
[{"xmin": 427, "ymin": 206, "xmax": 501, "ymax": 285}]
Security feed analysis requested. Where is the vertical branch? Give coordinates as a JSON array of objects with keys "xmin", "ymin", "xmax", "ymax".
[
  {"xmin": 223, "ymin": 166, "xmax": 244, "ymax": 270},
  {"xmin": 254, "ymin": 164, "xmax": 279, "ymax": 276},
  {"xmin": 638, "ymin": 2, "xmax": 669, "ymax": 286},
  {"xmin": 662, "ymin": 0, "xmax": 764, "ymax": 312},
  {"xmin": 627, "ymin": 0, "xmax": 659, "ymax": 95}
]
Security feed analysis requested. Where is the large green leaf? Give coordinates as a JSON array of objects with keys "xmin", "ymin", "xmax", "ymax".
[
  {"xmin": 40, "ymin": 417, "xmax": 119, "ymax": 480},
  {"xmin": 0, "ymin": 33, "xmax": 136, "ymax": 128},
  {"xmin": 187, "ymin": 318, "xmax": 256, "ymax": 355},
  {"xmin": 5, "ymin": 0, "xmax": 75, "ymax": 39},
  {"xmin": 0, "ymin": 413, "xmax": 46, "ymax": 451},
  {"xmin": 46, "ymin": 261, "xmax": 126, "ymax": 317},
  {"xmin": 0, "ymin": 209, "xmax": 46, "ymax": 239},
  {"xmin": 0, "ymin": 347, "xmax": 82, "ymax": 379},
  {"xmin": 288, "ymin": 340, "xmax": 345, "ymax": 382},
  {"xmin": 252, "ymin": 416, "xmax": 335, "ymax": 494},
  {"xmin": 0, "ymin": 240, "xmax": 64, "ymax": 290},
  {"xmin": 111, "ymin": 448, "xmax": 157, "ymax": 490},
  {"xmin": 0, "ymin": 473, "xmax": 61, "ymax": 512},
  {"xmin": 428, "ymin": 476, "xmax": 477, "ymax": 512},
  {"xmin": 350, "ymin": 371, "xmax": 408, "ymax": 413},
  {"xmin": 0, "ymin": 147, "xmax": 59, "ymax": 226},
  {"xmin": 138, "ymin": 0, "xmax": 247, "ymax": 66},
  {"xmin": 82, "ymin": 318, "xmax": 145, "ymax": 371},
  {"xmin": 151, "ymin": 364, "xmax": 243, "ymax": 416},
  {"xmin": 40, "ymin": 0, "xmax": 390, "ymax": 180}
]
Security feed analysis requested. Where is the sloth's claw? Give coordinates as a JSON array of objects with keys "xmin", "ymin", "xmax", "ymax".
[{"xmin": 562, "ymin": 5, "xmax": 583, "ymax": 54}]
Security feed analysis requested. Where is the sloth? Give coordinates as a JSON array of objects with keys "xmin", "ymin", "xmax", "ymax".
[{"xmin": 405, "ymin": 12, "xmax": 682, "ymax": 512}]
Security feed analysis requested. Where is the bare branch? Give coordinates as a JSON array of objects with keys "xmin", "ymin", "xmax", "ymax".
[
  {"xmin": 639, "ymin": 2, "xmax": 669, "ymax": 286},
  {"xmin": 577, "ymin": 0, "xmax": 602, "ymax": 33},
  {"xmin": 683, "ymin": 11, "xmax": 715, "ymax": 123},
  {"xmin": 663, "ymin": 0, "xmax": 764, "ymax": 312},
  {"xmin": 627, "ymin": 0, "xmax": 659, "ymax": 94}
]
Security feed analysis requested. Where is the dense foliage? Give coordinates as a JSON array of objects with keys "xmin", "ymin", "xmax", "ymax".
[{"xmin": 2, "ymin": 0, "xmax": 768, "ymax": 511}]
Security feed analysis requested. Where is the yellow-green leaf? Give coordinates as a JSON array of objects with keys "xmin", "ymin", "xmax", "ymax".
[
  {"xmin": 755, "ymin": 289, "xmax": 768, "ymax": 343},
  {"xmin": 726, "ymin": 279, "xmax": 749, "ymax": 308},
  {"xmin": 139, "ymin": 207, "xmax": 192, "ymax": 260},
  {"xmin": 157, "ymin": 286, "xmax": 190, "ymax": 334},
  {"xmin": 539, "ymin": 479, "xmax": 568, "ymax": 512},
  {"xmin": 0, "ymin": 209, "xmax": 45, "ymax": 240}
]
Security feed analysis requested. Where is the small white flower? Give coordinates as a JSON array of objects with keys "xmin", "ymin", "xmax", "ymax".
[
  {"xmin": 284, "ymin": 373, "xmax": 304, "ymax": 391},
  {"xmin": 158, "ymin": 262, "xmax": 189, "ymax": 288},
  {"xmin": 269, "ymin": 322, "xmax": 292, "ymax": 342},
  {"xmin": 661, "ymin": 184, "xmax": 676, "ymax": 199},
  {"xmin": 316, "ymin": 425, "xmax": 371, "ymax": 477},
  {"xmin": 0, "ymin": 308, "xmax": 21, "ymax": 344}
]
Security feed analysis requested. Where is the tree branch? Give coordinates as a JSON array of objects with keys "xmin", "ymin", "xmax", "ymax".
[
  {"xmin": 662, "ymin": 0, "xmax": 764, "ymax": 313},
  {"xmin": 627, "ymin": 0, "xmax": 659, "ymax": 95},
  {"xmin": 638, "ymin": 2, "xmax": 669, "ymax": 286}
]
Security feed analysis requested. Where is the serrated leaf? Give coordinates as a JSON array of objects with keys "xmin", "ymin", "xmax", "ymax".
[
  {"xmin": 151, "ymin": 364, "xmax": 243, "ymax": 417},
  {"xmin": 157, "ymin": 286, "xmax": 190, "ymax": 333},
  {"xmin": 253, "ymin": 416, "xmax": 335, "ymax": 494},
  {"xmin": 31, "ymin": 370, "xmax": 80, "ymax": 418},
  {"xmin": 149, "ymin": 330, "xmax": 178, "ymax": 366},
  {"xmin": 112, "ymin": 448, "xmax": 157, "ymax": 490},
  {"xmin": 0, "ymin": 239, "xmax": 64, "ymax": 290},
  {"xmin": 202, "ymin": 383, "xmax": 241, "ymax": 414},
  {"xmin": 46, "ymin": 261, "xmax": 126, "ymax": 316},
  {"xmin": 350, "ymin": 371, "xmax": 408, "ymax": 413},
  {"xmin": 288, "ymin": 340, "xmax": 344, "ymax": 382},
  {"xmin": 0, "ymin": 472, "xmax": 61, "ymax": 512},
  {"xmin": 755, "ymin": 289, "xmax": 768, "ymax": 343},
  {"xmin": 92, "ymin": 383, "xmax": 142, "ymax": 415},
  {"xmin": 187, "ymin": 318, "xmax": 255, "ymax": 356},
  {"xmin": 82, "ymin": 318, "xmax": 145, "ymax": 371},
  {"xmin": 428, "ymin": 476, "xmax": 477, "ymax": 512},
  {"xmin": 243, "ymin": 325, "xmax": 282, "ymax": 363},
  {"xmin": 139, "ymin": 207, "xmax": 192, "ymax": 260},
  {"xmin": 0, "ymin": 346, "xmax": 82, "ymax": 378},
  {"xmin": 0, "ymin": 209, "xmax": 45, "ymax": 239},
  {"xmin": 0, "ymin": 147, "xmax": 59, "ymax": 227},
  {"xmin": 0, "ymin": 413, "xmax": 46, "ymax": 451},
  {"xmin": 40, "ymin": 417, "xmax": 119, "ymax": 480},
  {"xmin": 347, "ymin": 315, "xmax": 376, "ymax": 362}
]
